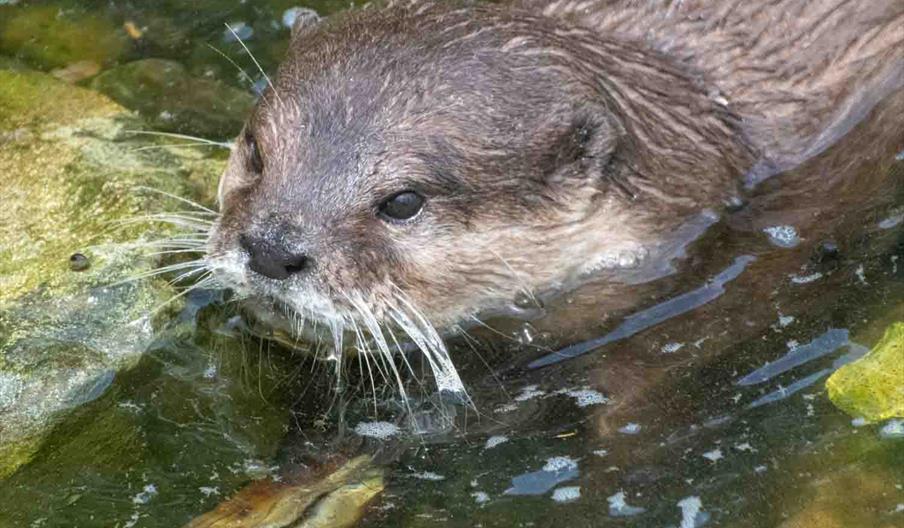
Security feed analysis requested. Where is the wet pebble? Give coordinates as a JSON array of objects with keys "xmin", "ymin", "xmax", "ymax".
[{"xmin": 69, "ymin": 253, "xmax": 90, "ymax": 272}]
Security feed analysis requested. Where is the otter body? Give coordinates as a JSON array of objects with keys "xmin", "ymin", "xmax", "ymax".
[{"xmin": 206, "ymin": 0, "xmax": 904, "ymax": 364}]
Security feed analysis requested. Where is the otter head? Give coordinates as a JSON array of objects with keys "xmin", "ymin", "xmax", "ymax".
[{"xmin": 207, "ymin": 2, "xmax": 747, "ymax": 349}]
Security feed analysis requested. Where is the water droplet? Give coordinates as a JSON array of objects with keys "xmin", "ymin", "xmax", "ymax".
[
  {"xmin": 514, "ymin": 323, "xmax": 537, "ymax": 345},
  {"xmin": 513, "ymin": 291, "xmax": 542, "ymax": 309}
]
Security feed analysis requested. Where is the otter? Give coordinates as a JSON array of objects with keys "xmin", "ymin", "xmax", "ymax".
[{"xmin": 205, "ymin": 0, "xmax": 904, "ymax": 382}]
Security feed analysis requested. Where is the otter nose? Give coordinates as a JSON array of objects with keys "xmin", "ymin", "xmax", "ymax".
[{"xmin": 240, "ymin": 233, "xmax": 311, "ymax": 280}]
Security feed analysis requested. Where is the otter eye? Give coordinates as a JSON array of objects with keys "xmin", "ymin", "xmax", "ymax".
[
  {"xmin": 245, "ymin": 131, "xmax": 263, "ymax": 173},
  {"xmin": 378, "ymin": 191, "xmax": 425, "ymax": 222}
]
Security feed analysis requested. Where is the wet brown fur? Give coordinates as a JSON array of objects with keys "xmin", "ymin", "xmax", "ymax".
[{"xmin": 208, "ymin": 0, "xmax": 903, "ymax": 332}]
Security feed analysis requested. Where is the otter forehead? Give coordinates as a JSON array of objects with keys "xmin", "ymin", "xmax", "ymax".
[
  {"xmin": 254, "ymin": 2, "xmax": 591, "ymax": 143},
  {"xmin": 237, "ymin": 8, "xmax": 602, "ymax": 222}
]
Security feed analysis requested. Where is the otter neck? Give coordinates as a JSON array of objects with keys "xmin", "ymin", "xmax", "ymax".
[{"xmin": 519, "ymin": 0, "xmax": 904, "ymax": 178}]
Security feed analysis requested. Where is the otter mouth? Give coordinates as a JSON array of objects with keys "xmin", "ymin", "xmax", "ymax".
[{"xmin": 211, "ymin": 261, "xmax": 470, "ymax": 398}]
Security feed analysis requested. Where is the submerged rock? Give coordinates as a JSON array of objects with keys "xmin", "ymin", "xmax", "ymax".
[
  {"xmin": 826, "ymin": 323, "xmax": 904, "ymax": 423},
  {"xmin": 0, "ymin": 6, "xmax": 129, "ymax": 70},
  {"xmin": 777, "ymin": 463, "xmax": 901, "ymax": 528},
  {"xmin": 0, "ymin": 69, "xmax": 224, "ymax": 479},
  {"xmin": 91, "ymin": 58, "xmax": 255, "ymax": 139}
]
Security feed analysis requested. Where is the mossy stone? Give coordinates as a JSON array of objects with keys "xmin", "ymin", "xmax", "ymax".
[
  {"xmin": 826, "ymin": 323, "xmax": 904, "ymax": 423},
  {"xmin": 0, "ymin": 69, "xmax": 224, "ymax": 479},
  {"xmin": 91, "ymin": 58, "xmax": 255, "ymax": 139},
  {"xmin": 0, "ymin": 6, "xmax": 129, "ymax": 70}
]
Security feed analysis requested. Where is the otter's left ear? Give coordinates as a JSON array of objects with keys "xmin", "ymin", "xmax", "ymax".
[
  {"xmin": 544, "ymin": 107, "xmax": 621, "ymax": 185},
  {"xmin": 286, "ymin": 7, "xmax": 321, "ymax": 40}
]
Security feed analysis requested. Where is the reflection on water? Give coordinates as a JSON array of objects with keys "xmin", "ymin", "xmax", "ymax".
[
  {"xmin": 0, "ymin": 1, "xmax": 902, "ymax": 527},
  {"xmin": 529, "ymin": 255, "xmax": 757, "ymax": 368}
]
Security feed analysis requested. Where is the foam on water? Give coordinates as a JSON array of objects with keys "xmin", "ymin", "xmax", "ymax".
[
  {"xmin": 607, "ymin": 491, "xmax": 646, "ymax": 517},
  {"xmin": 677, "ymin": 496, "xmax": 709, "ymax": 528},
  {"xmin": 484, "ymin": 435, "xmax": 509, "ymax": 449},
  {"xmin": 354, "ymin": 421, "xmax": 400, "ymax": 439},
  {"xmin": 564, "ymin": 388, "xmax": 609, "ymax": 407},
  {"xmin": 552, "ymin": 486, "xmax": 581, "ymax": 503},
  {"xmin": 618, "ymin": 423, "xmax": 642, "ymax": 435},
  {"xmin": 763, "ymin": 225, "xmax": 801, "ymax": 248},
  {"xmin": 543, "ymin": 456, "xmax": 578, "ymax": 473}
]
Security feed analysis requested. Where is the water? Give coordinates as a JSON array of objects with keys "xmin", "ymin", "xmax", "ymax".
[{"xmin": 1, "ymin": 1, "xmax": 903, "ymax": 527}]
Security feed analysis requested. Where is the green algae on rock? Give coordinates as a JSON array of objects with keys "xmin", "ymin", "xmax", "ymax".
[
  {"xmin": 826, "ymin": 323, "xmax": 904, "ymax": 423},
  {"xmin": 91, "ymin": 58, "xmax": 255, "ymax": 140},
  {"xmin": 0, "ymin": 69, "xmax": 225, "ymax": 479}
]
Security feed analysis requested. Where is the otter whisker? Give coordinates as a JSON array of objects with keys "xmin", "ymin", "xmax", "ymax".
[
  {"xmin": 129, "ymin": 271, "xmax": 217, "ymax": 323},
  {"xmin": 130, "ymin": 143, "xmax": 231, "ymax": 153},
  {"xmin": 347, "ymin": 294, "xmax": 411, "ymax": 410},
  {"xmin": 206, "ymin": 43, "xmax": 259, "ymax": 90},
  {"xmin": 351, "ymin": 315, "xmax": 389, "ymax": 387},
  {"xmin": 124, "ymin": 210, "xmax": 217, "ymax": 221},
  {"xmin": 328, "ymin": 319, "xmax": 345, "ymax": 392},
  {"xmin": 119, "ymin": 241, "xmax": 208, "ymax": 253},
  {"xmin": 145, "ymin": 248, "xmax": 208, "ymax": 257},
  {"xmin": 487, "ymin": 248, "xmax": 539, "ymax": 308},
  {"xmin": 382, "ymin": 318, "xmax": 428, "ymax": 394},
  {"xmin": 224, "ymin": 23, "xmax": 283, "ymax": 106},
  {"xmin": 124, "ymin": 132, "xmax": 233, "ymax": 151},
  {"xmin": 132, "ymin": 185, "xmax": 219, "ymax": 215},
  {"xmin": 386, "ymin": 292, "xmax": 471, "ymax": 407},
  {"xmin": 81, "ymin": 238, "xmax": 206, "ymax": 258},
  {"xmin": 351, "ymin": 318, "xmax": 381, "ymax": 414},
  {"xmin": 452, "ymin": 324, "xmax": 511, "ymax": 400},
  {"xmin": 114, "ymin": 214, "xmax": 214, "ymax": 233},
  {"xmin": 112, "ymin": 259, "xmax": 209, "ymax": 286},
  {"xmin": 168, "ymin": 266, "xmax": 211, "ymax": 286},
  {"xmin": 468, "ymin": 315, "xmax": 520, "ymax": 344}
]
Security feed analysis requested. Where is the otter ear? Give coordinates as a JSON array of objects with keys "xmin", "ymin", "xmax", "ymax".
[
  {"xmin": 285, "ymin": 7, "xmax": 321, "ymax": 40},
  {"xmin": 544, "ymin": 107, "xmax": 620, "ymax": 185}
]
